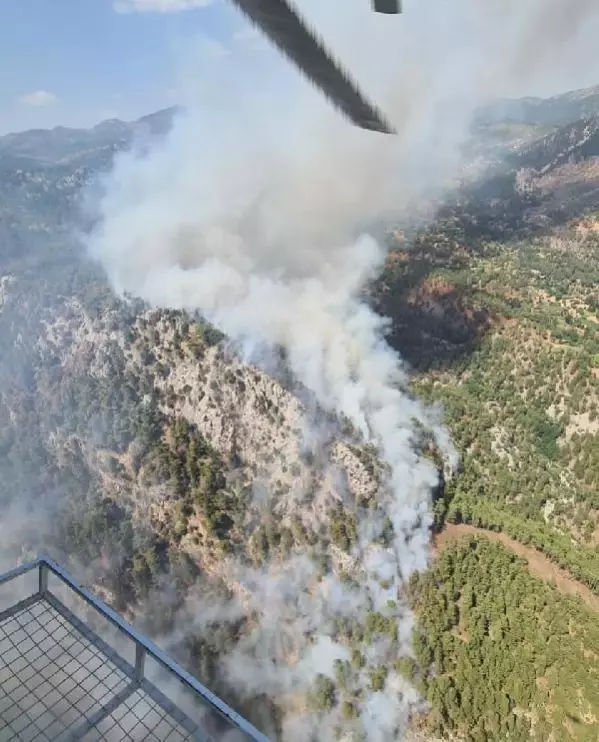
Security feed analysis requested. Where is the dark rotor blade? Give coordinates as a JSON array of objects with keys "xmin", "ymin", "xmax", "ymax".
[{"xmin": 230, "ymin": 0, "xmax": 396, "ymax": 134}]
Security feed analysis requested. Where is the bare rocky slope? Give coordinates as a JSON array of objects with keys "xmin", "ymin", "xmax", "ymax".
[
  {"xmin": 1, "ymin": 271, "xmax": 408, "ymax": 739},
  {"xmin": 40, "ymin": 297, "xmax": 384, "ymax": 570}
]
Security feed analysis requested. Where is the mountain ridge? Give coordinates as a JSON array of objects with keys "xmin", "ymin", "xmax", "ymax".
[
  {"xmin": 0, "ymin": 106, "xmax": 180, "ymax": 166},
  {"xmin": 474, "ymin": 82, "xmax": 599, "ymax": 128}
]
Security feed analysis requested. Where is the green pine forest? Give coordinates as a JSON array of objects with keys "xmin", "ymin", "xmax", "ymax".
[{"xmin": 382, "ymin": 213, "xmax": 599, "ymax": 741}]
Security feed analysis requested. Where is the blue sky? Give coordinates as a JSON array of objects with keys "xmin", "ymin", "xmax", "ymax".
[
  {"xmin": 3, "ymin": 0, "xmax": 599, "ymax": 136},
  {"xmin": 0, "ymin": 0, "xmax": 242, "ymax": 134}
]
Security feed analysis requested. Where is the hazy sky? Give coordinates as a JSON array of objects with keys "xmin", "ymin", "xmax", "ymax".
[
  {"xmin": 2, "ymin": 0, "xmax": 599, "ymax": 136},
  {"xmin": 0, "ymin": 0, "xmax": 231, "ymax": 134}
]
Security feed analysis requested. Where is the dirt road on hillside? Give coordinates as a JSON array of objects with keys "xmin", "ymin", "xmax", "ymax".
[{"xmin": 434, "ymin": 523, "xmax": 599, "ymax": 613}]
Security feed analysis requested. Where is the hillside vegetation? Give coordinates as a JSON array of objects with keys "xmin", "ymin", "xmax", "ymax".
[
  {"xmin": 409, "ymin": 537, "xmax": 599, "ymax": 742},
  {"xmin": 413, "ymin": 221, "xmax": 599, "ymax": 584},
  {"xmin": 385, "ymin": 207, "xmax": 599, "ymax": 739},
  {"xmin": 2, "ymin": 86, "xmax": 599, "ymax": 741}
]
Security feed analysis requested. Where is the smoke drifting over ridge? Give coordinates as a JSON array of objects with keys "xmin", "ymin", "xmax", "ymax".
[{"xmin": 86, "ymin": 0, "xmax": 599, "ymax": 739}]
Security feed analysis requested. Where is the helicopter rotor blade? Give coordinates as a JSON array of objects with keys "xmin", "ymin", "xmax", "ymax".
[{"xmin": 230, "ymin": 0, "xmax": 396, "ymax": 134}]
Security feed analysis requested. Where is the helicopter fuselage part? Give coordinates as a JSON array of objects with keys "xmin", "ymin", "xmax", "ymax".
[
  {"xmin": 229, "ymin": 0, "xmax": 396, "ymax": 134},
  {"xmin": 373, "ymin": 0, "xmax": 401, "ymax": 13}
]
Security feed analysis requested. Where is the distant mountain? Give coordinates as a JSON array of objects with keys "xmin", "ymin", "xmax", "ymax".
[
  {"xmin": 3, "ymin": 87, "xmax": 599, "ymax": 276},
  {"xmin": 0, "ymin": 106, "xmax": 180, "ymax": 168},
  {"xmin": 0, "ymin": 106, "xmax": 182, "ymax": 270},
  {"xmin": 475, "ymin": 84, "xmax": 599, "ymax": 128},
  {"xmin": 510, "ymin": 116, "xmax": 599, "ymax": 174},
  {"xmin": 467, "ymin": 84, "xmax": 599, "ymax": 160}
]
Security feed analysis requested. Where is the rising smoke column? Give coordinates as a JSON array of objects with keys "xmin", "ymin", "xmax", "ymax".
[{"xmin": 86, "ymin": 0, "xmax": 599, "ymax": 738}]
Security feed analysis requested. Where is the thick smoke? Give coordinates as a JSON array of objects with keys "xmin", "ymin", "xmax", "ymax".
[{"xmin": 85, "ymin": 0, "xmax": 599, "ymax": 739}]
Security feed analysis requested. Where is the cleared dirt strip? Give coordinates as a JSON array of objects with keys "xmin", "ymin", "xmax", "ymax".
[{"xmin": 434, "ymin": 523, "xmax": 599, "ymax": 613}]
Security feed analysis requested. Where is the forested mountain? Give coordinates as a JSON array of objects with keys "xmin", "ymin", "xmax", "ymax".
[
  {"xmin": 2, "ymin": 86, "xmax": 599, "ymax": 741},
  {"xmin": 469, "ymin": 83, "xmax": 599, "ymax": 160}
]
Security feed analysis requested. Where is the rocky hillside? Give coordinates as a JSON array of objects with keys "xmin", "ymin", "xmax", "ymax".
[
  {"xmin": 0, "ymin": 110, "xmax": 418, "ymax": 738},
  {"xmin": 475, "ymin": 83, "xmax": 599, "ymax": 129},
  {"xmin": 468, "ymin": 84, "xmax": 599, "ymax": 162},
  {"xmin": 1, "ymin": 258, "xmax": 398, "ymax": 738},
  {"xmin": 39, "ymin": 296, "xmax": 383, "ymax": 568},
  {"xmin": 510, "ymin": 116, "xmax": 599, "ymax": 173}
]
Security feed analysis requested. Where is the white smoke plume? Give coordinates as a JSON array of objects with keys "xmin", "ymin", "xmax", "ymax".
[{"xmin": 85, "ymin": 0, "xmax": 599, "ymax": 739}]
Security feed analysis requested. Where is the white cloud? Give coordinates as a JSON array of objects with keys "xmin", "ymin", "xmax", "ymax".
[
  {"xmin": 231, "ymin": 26, "xmax": 260, "ymax": 43},
  {"xmin": 18, "ymin": 90, "xmax": 58, "ymax": 107},
  {"xmin": 232, "ymin": 25, "xmax": 269, "ymax": 53},
  {"xmin": 198, "ymin": 38, "xmax": 230, "ymax": 58},
  {"xmin": 113, "ymin": 0, "xmax": 212, "ymax": 12}
]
